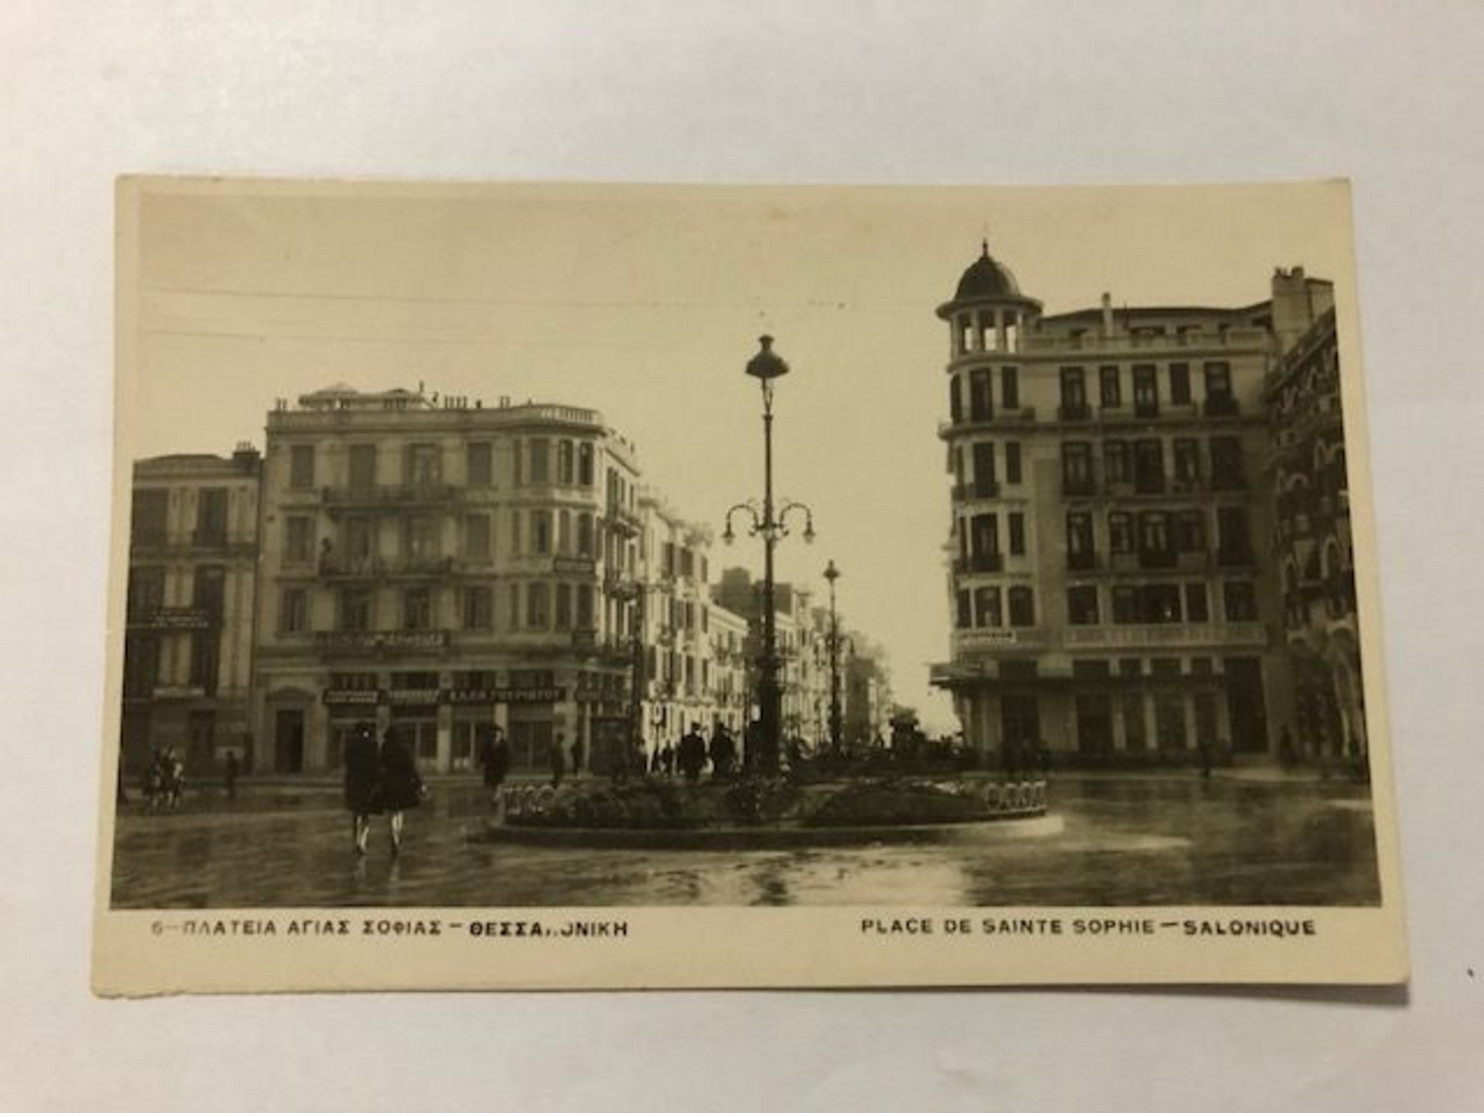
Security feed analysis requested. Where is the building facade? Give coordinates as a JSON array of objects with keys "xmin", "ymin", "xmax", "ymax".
[
  {"xmin": 931, "ymin": 243, "xmax": 1335, "ymax": 765},
  {"xmin": 252, "ymin": 386, "xmax": 643, "ymax": 776},
  {"xmin": 121, "ymin": 447, "xmax": 261, "ymax": 776},
  {"xmin": 1266, "ymin": 304, "xmax": 1363, "ymax": 760}
]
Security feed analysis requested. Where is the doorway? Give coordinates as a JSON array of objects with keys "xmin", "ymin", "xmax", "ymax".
[{"xmin": 274, "ymin": 709, "xmax": 305, "ymax": 773}]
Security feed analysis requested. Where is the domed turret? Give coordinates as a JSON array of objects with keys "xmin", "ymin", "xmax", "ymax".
[{"xmin": 936, "ymin": 240, "xmax": 1042, "ymax": 357}]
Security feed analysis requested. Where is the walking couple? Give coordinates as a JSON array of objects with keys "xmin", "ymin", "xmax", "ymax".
[{"xmin": 343, "ymin": 722, "xmax": 426, "ymax": 856}]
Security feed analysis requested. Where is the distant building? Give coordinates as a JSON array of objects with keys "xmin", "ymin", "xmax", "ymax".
[
  {"xmin": 1265, "ymin": 305, "xmax": 1362, "ymax": 760},
  {"xmin": 931, "ymin": 243, "xmax": 1337, "ymax": 765},
  {"xmin": 121, "ymin": 446, "xmax": 261, "ymax": 777}
]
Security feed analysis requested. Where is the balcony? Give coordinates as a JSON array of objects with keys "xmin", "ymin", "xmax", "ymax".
[
  {"xmin": 605, "ymin": 501, "xmax": 643, "ymax": 537},
  {"xmin": 1057, "ymin": 403, "xmax": 1093, "ymax": 422},
  {"xmin": 952, "ymin": 479, "xmax": 1001, "ymax": 501},
  {"xmin": 1134, "ymin": 402, "xmax": 1160, "ymax": 419},
  {"xmin": 954, "ymin": 553, "xmax": 1005, "ymax": 575},
  {"xmin": 1203, "ymin": 396, "xmax": 1241, "ymax": 418},
  {"xmin": 321, "ymin": 484, "xmax": 456, "ymax": 509},
  {"xmin": 1067, "ymin": 550, "xmax": 1099, "ymax": 572},
  {"xmin": 1137, "ymin": 550, "xmax": 1178, "ymax": 570},
  {"xmin": 1066, "ymin": 622, "xmax": 1268, "ymax": 649},
  {"xmin": 938, "ymin": 407, "xmax": 1038, "ymax": 436},
  {"xmin": 317, "ymin": 555, "xmax": 456, "ymax": 579}
]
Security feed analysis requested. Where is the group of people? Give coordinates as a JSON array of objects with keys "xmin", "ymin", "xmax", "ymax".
[
  {"xmin": 650, "ymin": 722, "xmax": 739, "ymax": 782},
  {"xmin": 343, "ymin": 722, "xmax": 427, "ymax": 856},
  {"xmin": 138, "ymin": 745, "xmax": 186, "ymax": 811}
]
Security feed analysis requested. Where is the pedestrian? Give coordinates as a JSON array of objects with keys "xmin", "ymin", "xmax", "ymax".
[
  {"xmin": 343, "ymin": 721, "xmax": 381, "ymax": 856},
  {"xmin": 162, "ymin": 745, "xmax": 185, "ymax": 810},
  {"xmin": 570, "ymin": 735, "xmax": 586, "ymax": 779},
  {"xmin": 476, "ymin": 724, "xmax": 511, "ymax": 808},
  {"xmin": 377, "ymin": 724, "xmax": 426, "ymax": 856},
  {"xmin": 223, "ymin": 750, "xmax": 239, "ymax": 801},
  {"xmin": 678, "ymin": 724, "xmax": 707, "ymax": 783},
  {"xmin": 708, "ymin": 722, "xmax": 737, "ymax": 780},
  {"xmin": 549, "ymin": 735, "xmax": 567, "ymax": 788},
  {"xmin": 660, "ymin": 741, "xmax": 675, "ymax": 777}
]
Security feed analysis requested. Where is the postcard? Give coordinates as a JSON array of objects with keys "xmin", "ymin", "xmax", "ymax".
[{"xmin": 93, "ymin": 177, "xmax": 1406, "ymax": 992}]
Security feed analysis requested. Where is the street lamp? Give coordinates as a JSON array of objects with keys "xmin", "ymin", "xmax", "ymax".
[
  {"xmin": 822, "ymin": 559, "xmax": 855, "ymax": 758},
  {"xmin": 723, "ymin": 335, "xmax": 815, "ymax": 775}
]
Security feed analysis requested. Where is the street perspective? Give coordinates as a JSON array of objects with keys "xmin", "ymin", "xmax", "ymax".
[{"xmin": 95, "ymin": 179, "xmax": 1405, "ymax": 992}]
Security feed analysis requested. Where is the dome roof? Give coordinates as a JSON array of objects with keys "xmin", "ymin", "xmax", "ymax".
[{"xmin": 953, "ymin": 241, "xmax": 1022, "ymax": 301}]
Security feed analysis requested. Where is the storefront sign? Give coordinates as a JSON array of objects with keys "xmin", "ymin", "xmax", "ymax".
[
  {"xmin": 386, "ymin": 688, "xmax": 443, "ymax": 706},
  {"xmin": 313, "ymin": 630, "xmax": 449, "ymax": 652},
  {"xmin": 132, "ymin": 607, "xmax": 214, "ymax": 631},
  {"xmin": 553, "ymin": 557, "xmax": 597, "ymax": 575},
  {"xmin": 491, "ymin": 687, "xmax": 566, "ymax": 704}
]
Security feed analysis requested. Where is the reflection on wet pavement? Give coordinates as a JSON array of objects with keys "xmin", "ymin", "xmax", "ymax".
[{"xmin": 110, "ymin": 776, "xmax": 1381, "ymax": 909}]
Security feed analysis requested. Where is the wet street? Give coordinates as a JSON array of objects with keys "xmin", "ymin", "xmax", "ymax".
[{"xmin": 109, "ymin": 775, "xmax": 1380, "ymax": 909}]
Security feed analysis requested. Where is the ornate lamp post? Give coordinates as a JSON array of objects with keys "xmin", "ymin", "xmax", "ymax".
[{"xmin": 723, "ymin": 335, "xmax": 815, "ymax": 775}]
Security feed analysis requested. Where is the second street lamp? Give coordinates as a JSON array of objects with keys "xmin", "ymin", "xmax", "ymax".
[
  {"xmin": 723, "ymin": 335, "xmax": 815, "ymax": 776},
  {"xmin": 822, "ymin": 559, "xmax": 855, "ymax": 759}
]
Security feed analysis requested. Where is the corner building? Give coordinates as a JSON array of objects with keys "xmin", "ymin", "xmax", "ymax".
[
  {"xmin": 931, "ymin": 244, "xmax": 1334, "ymax": 765},
  {"xmin": 122, "ymin": 448, "xmax": 261, "ymax": 776},
  {"xmin": 253, "ymin": 386, "xmax": 642, "ymax": 775}
]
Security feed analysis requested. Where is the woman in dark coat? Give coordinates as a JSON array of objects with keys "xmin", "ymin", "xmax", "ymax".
[
  {"xmin": 344, "ymin": 721, "xmax": 382, "ymax": 855},
  {"xmin": 377, "ymin": 724, "xmax": 425, "ymax": 854}
]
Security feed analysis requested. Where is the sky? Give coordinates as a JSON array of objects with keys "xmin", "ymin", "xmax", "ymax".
[{"xmin": 124, "ymin": 179, "xmax": 1356, "ymax": 733}]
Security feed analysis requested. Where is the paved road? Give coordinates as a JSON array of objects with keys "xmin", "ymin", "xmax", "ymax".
[{"xmin": 108, "ymin": 775, "xmax": 1380, "ymax": 908}]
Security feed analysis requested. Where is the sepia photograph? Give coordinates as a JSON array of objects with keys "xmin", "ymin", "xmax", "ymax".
[{"xmin": 94, "ymin": 177, "xmax": 1404, "ymax": 991}]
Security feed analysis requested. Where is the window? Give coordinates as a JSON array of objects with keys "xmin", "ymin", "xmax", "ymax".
[
  {"xmin": 193, "ymin": 566, "xmax": 226, "ymax": 620},
  {"xmin": 557, "ymin": 440, "xmax": 575, "ymax": 484},
  {"xmin": 1210, "ymin": 437, "xmax": 1244, "ymax": 490},
  {"xmin": 512, "ymin": 439, "xmax": 523, "ymax": 486},
  {"xmin": 340, "ymin": 588, "xmax": 372, "ymax": 631},
  {"xmin": 131, "ymin": 489, "xmax": 169, "ymax": 546},
  {"xmin": 576, "ymin": 584, "xmax": 594, "ymax": 629},
  {"xmin": 1068, "ymin": 585, "xmax": 1100, "ymax": 625},
  {"xmin": 467, "ymin": 442, "xmax": 492, "ymax": 486},
  {"xmin": 1060, "ymin": 366, "xmax": 1088, "ymax": 417},
  {"xmin": 1104, "ymin": 440, "xmax": 1131, "ymax": 484},
  {"xmin": 1217, "ymin": 507, "xmax": 1251, "ymax": 560},
  {"xmin": 531, "ymin": 510, "xmax": 551, "ymax": 555},
  {"xmin": 956, "ymin": 590, "xmax": 972, "ymax": 629},
  {"xmin": 464, "ymin": 513, "xmax": 491, "ymax": 560},
  {"xmin": 127, "ymin": 566, "xmax": 166, "ymax": 620},
  {"xmin": 1005, "ymin": 442, "xmax": 1022, "ymax": 484},
  {"xmin": 343, "ymin": 517, "xmax": 374, "ymax": 568},
  {"xmin": 1133, "ymin": 365, "xmax": 1159, "ymax": 414},
  {"xmin": 1008, "ymin": 586, "xmax": 1036, "ymax": 627},
  {"xmin": 557, "ymin": 509, "xmax": 571, "ymax": 555},
  {"xmin": 1144, "ymin": 584, "xmax": 1183, "ymax": 623},
  {"xmin": 508, "ymin": 583, "xmax": 522, "ymax": 629},
  {"xmin": 406, "ymin": 444, "xmax": 441, "ymax": 485},
  {"xmin": 1099, "ymin": 365, "xmax": 1121, "ymax": 407},
  {"xmin": 1173, "ymin": 510, "xmax": 1206, "ymax": 552},
  {"xmin": 290, "ymin": 445, "xmax": 315, "ymax": 489},
  {"xmin": 1173, "ymin": 438, "xmax": 1201, "ymax": 483},
  {"xmin": 526, "ymin": 582, "xmax": 550, "ymax": 629},
  {"xmin": 969, "ymin": 513, "xmax": 998, "ymax": 560},
  {"xmin": 1139, "ymin": 511, "xmax": 1171, "ymax": 557},
  {"xmin": 972, "ymin": 441, "xmax": 995, "ymax": 491},
  {"xmin": 510, "ymin": 510, "xmax": 522, "ymax": 556},
  {"xmin": 1008, "ymin": 512, "xmax": 1025, "ymax": 556},
  {"xmin": 948, "ymin": 375, "xmax": 963, "ymax": 423},
  {"xmin": 462, "ymin": 586, "xmax": 492, "ymax": 630},
  {"xmin": 196, "ymin": 488, "xmax": 228, "ymax": 545},
  {"xmin": 577, "ymin": 442, "xmax": 594, "ymax": 486},
  {"xmin": 1224, "ymin": 581, "xmax": 1258, "ymax": 621},
  {"xmin": 1123, "ymin": 693, "xmax": 1147, "ymax": 750},
  {"xmin": 1062, "ymin": 442, "xmax": 1093, "ymax": 491},
  {"xmin": 1185, "ymin": 583, "xmax": 1209, "ymax": 623},
  {"xmin": 348, "ymin": 444, "xmax": 377, "ymax": 488},
  {"xmin": 189, "ymin": 631, "xmax": 220, "ymax": 693},
  {"xmin": 285, "ymin": 516, "xmax": 314, "ymax": 563},
  {"xmin": 576, "ymin": 512, "xmax": 594, "ymax": 558},
  {"xmin": 404, "ymin": 516, "xmax": 440, "ymax": 560},
  {"xmin": 1066, "ymin": 511, "xmax": 1094, "ymax": 558},
  {"xmin": 1001, "ymin": 367, "xmax": 1019, "ymax": 410},
  {"xmin": 968, "ymin": 369, "xmax": 993, "ymax": 421},
  {"xmin": 529, "ymin": 438, "xmax": 550, "ymax": 484},
  {"xmin": 403, "ymin": 587, "xmax": 433, "ymax": 630},
  {"xmin": 1112, "ymin": 586, "xmax": 1138, "ymax": 624},
  {"xmin": 279, "ymin": 588, "xmax": 307, "ymax": 633},
  {"xmin": 1108, "ymin": 512, "xmax": 1134, "ymax": 554},
  {"xmin": 1204, "ymin": 361, "xmax": 1233, "ymax": 401},
  {"xmin": 1134, "ymin": 439, "xmax": 1165, "ymax": 493},
  {"xmin": 1169, "ymin": 362, "xmax": 1191, "ymax": 405},
  {"xmin": 555, "ymin": 583, "xmax": 573, "ymax": 630},
  {"xmin": 973, "ymin": 586, "xmax": 1002, "ymax": 627}
]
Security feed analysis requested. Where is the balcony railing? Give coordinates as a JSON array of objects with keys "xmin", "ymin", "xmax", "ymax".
[
  {"xmin": 1067, "ymin": 550, "xmax": 1099, "ymax": 572},
  {"xmin": 1066, "ymin": 622, "xmax": 1268, "ymax": 648},
  {"xmin": 1203, "ymin": 396, "xmax": 1241, "ymax": 417},
  {"xmin": 954, "ymin": 553, "xmax": 1005, "ymax": 575},
  {"xmin": 952, "ymin": 479, "xmax": 1001, "ymax": 501},
  {"xmin": 321, "ymin": 484, "xmax": 456, "ymax": 507},
  {"xmin": 1058, "ymin": 403, "xmax": 1093, "ymax": 422}
]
